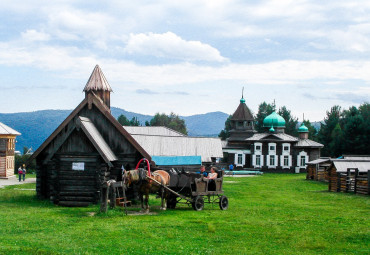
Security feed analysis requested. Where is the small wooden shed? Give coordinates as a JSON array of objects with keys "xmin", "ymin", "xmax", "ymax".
[
  {"xmin": 0, "ymin": 122, "xmax": 21, "ymax": 178},
  {"xmin": 328, "ymin": 159, "xmax": 370, "ymax": 195},
  {"xmin": 306, "ymin": 158, "xmax": 331, "ymax": 182}
]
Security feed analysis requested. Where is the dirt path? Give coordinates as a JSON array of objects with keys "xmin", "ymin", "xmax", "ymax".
[{"xmin": 0, "ymin": 176, "xmax": 36, "ymax": 188}]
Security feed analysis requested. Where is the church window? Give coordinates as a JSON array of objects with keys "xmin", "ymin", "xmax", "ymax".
[
  {"xmin": 270, "ymin": 155, "xmax": 275, "ymax": 166},
  {"xmin": 256, "ymin": 155, "xmax": 261, "ymax": 166},
  {"xmin": 237, "ymin": 154, "xmax": 243, "ymax": 165},
  {"xmin": 256, "ymin": 145, "xmax": 261, "ymax": 151},
  {"xmin": 284, "ymin": 156, "xmax": 289, "ymax": 166},
  {"xmin": 269, "ymin": 145, "xmax": 275, "ymax": 151},
  {"xmin": 284, "ymin": 146, "xmax": 289, "ymax": 151},
  {"xmin": 300, "ymin": 156, "xmax": 306, "ymax": 166}
]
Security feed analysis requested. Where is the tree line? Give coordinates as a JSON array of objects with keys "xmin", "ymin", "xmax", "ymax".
[
  {"xmin": 117, "ymin": 112, "xmax": 188, "ymax": 135},
  {"xmin": 219, "ymin": 101, "xmax": 370, "ymax": 157}
]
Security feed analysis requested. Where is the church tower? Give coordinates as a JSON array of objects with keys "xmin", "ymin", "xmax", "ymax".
[
  {"xmin": 83, "ymin": 65, "xmax": 113, "ymax": 109},
  {"xmin": 228, "ymin": 93, "xmax": 256, "ymax": 141}
]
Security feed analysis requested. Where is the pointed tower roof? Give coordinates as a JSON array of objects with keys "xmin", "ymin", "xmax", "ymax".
[
  {"xmin": 83, "ymin": 65, "xmax": 113, "ymax": 92},
  {"xmin": 231, "ymin": 97, "xmax": 254, "ymax": 121}
]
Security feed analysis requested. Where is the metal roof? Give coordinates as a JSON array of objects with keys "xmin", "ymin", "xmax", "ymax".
[
  {"xmin": 245, "ymin": 133, "xmax": 298, "ymax": 142},
  {"xmin": 295, "ymin": 139, "xmax": 324, "ymax": 148},
  {"xmin": 343, "ymin": 155, "xmax": 370, "ymax": 160},
  {"xmin": 129, "ymin": 134, "xmax": 223, "ymax": 162},
  {"xmin": 78, "ymin": 116, "xmax": 117, "ymax": 166},
  {"xmin": 306, "ymin": 158, "xmax": 331, "ymax": 165},
  {"xmin": 0, "ymin": 122, "xmax": 21, "ymax": 136},
  {"xmin": 151, "ymin": 156, "xmax": 201, "ymax": 166},
  {"xmin": 83, "ymin": 65, "xmax": 112, "ymax": 92},
  {"xmin": 332, "ymin": 159, "xmax": 370, "ymax": 173},
  {"xmin": 123, "ymin": 126, "xmax": 185, "ymax": 137}
]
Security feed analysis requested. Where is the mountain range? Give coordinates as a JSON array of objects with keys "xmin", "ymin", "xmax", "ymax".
[{"xmin": 0, "ymin": 107, "xmax": 229, "ymax": 152}]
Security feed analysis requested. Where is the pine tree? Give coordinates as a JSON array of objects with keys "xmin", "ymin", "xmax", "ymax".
[{"xmin": 218, "ymin": 115, "xmax": 232, "ymax": 140}]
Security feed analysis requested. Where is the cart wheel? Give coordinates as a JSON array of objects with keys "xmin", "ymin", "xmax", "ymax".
[
  {"xmin": 219, "ymin": 196, "xmax": 228, "ymax": 210},
  {"xmin": 192, "ymin": 196, "xmax": 204, "ymax": 211},
  {"xmin": 167, "ymin": 196, "xmax": 177, "ymax": 209}
]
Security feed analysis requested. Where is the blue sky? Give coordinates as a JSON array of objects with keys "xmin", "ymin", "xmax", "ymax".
[{"xmin": 0, "ymin": 0, "xmax": 369, "ymax": 121}]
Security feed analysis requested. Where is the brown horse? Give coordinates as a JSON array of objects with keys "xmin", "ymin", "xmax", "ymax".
[{"xmin": 125, "ymin": 169, "xmax": 170, "ymax": 213}]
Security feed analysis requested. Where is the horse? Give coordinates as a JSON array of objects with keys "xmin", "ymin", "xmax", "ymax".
[{"xmin": 125, "ymin": 169, "xmax": 170, "ymax": 213}]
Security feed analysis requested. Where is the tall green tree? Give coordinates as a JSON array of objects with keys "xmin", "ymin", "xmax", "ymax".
[
  {"xmin": 329, "ymin": 123, "xmax": 344, "ymax": 157},
  {"xmin": 117, "ymin": 114, "xmax": 141, "ymax": 126},
  {"xmin": 278, "ymin": 106, "xmax": 298, "ymax": 136},
  {"xmin": 255, "ymin": 102, "xmax": 275, "ymax": 132},
  {"xmin": 218, "ymin": 115, "xmax": 232, "ymax": 140},
  {"xmin": 147, "ymin": 112, "xmax": 188, "ymax": 135},
  {"xmin": 117, "ymin": 114, "xmax": 130, "ymax": 126},
  {"xmin": 341, "ymin": 103, "xmax": 369, "ymax": 155},
  {"xmin": 318, "ymin": 105, "xmax": 342, "ymax": 157}
]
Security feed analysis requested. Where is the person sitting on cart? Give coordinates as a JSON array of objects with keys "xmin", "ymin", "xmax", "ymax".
[
  {"xmin": 207, "ymin": 167, "xmax": 218, "ymax": 180},
  {"xmin": 196, "ymin": 165, "xmax": 208, "ymax": 177}
]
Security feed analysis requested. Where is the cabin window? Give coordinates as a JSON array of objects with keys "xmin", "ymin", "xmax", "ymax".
[
  {"xmin": 284, "ymin": 156, "xmax": 289, "ymax": 166},
  {"xmin": 300, "ymin": 157, "xmax": 306, "ymax": 166},
  {"xmin": 238, "ymin": 154, "xmax": 243, "ymax": 165},
  {"xmin": 256, "ymin": 155, "xmax": 261, "ymax": 166},
  {"xmin": 0, "ymin": 139, "xmax": 6, "ymax": 151},
  {"xmin": 270, "ymin": 155, "xmax": 275, "ymax": 166}
]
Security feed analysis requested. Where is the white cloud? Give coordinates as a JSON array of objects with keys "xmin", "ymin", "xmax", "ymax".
[
  {"xmin": 21, "ymin": 30, "xmax": 50, "ymax": 41},
  {"xmin": 123, "ymin": 32, "xmax": 227, "ymax": 62}
]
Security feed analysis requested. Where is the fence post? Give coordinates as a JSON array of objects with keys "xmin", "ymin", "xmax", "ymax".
[
  {"xmin": 345, "ymin": 169, "xmax": 350, "ymax": 193},
  {"xmin": 337, "ymin": 172, "xmax": 341, "ymax": 192},
  {"xmin": 354, "ymin": 168, "xmax": 358, "ymax": 194},
  {"xmin": 368, "ymin": 170, "xmax": 370, "ymax": 195}
]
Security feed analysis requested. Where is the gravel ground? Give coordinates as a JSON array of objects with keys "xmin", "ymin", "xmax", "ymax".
[{"xmin": 0, "ymin": 176, "xmax": 36, "ymax": 188}]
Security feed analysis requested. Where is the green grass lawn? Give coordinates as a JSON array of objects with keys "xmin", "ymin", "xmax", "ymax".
[{"xmin": 0, "ymin": 174, "xmax": 369, "ymax": 255}]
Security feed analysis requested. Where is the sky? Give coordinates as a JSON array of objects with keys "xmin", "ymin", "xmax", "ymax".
[{"xmin": 0, "ymin": 0, "xmax": 369, "ymax": 121}]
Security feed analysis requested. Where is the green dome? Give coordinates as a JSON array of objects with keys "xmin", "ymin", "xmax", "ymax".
[
  {"xmin": 263, "ymin": 112, "xmax": 286, "ymax": 128},
  {"xmin": 298, "ymin": 123, "xmax": 309, "ymax": 133},
  {"xmin": 240, "ymin": 97, "xmax": 245, "ymax": 103}
]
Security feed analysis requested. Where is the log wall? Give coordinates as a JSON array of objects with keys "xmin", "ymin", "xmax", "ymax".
[{"xmin": 329, "ymin": 167, "xmax": 369, "ymax": 195}]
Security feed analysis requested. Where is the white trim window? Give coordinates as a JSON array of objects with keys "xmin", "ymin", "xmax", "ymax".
[
  {"xmin": 282, "ymin": 143, "xmax": 290, "ymax": 155},
  {"xmin": 252, "ymin": 143, "xmax": 263, "ymax": 168},
  {"xmin": 254, "ymin": 142, "xmax": 262, "ymax": 152},
  {"xmin": 234, "ymin": 151, "xmax": 246, "ymax": 167},
  {"xmin": 268, "ymin": 143, "xmax": 276, "ymax": 155},
  {"xmin": 297, "ymin": 151, "xmax": 309, "ymax": 168},
  {"xmin": 266, "ymin": 155, "xmax": 278, "ymax": 168},
  {"xmin": 279, "ymin": 155, "xmax": 292, "ymax": 168}
]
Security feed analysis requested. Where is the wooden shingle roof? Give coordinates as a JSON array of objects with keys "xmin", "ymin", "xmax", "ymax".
[
  {"xmin": 83, "ymin": 65, "xmax": 112, "ymax": 92},
  {"xmin": 29, "ymin": 94, "xmax": 150, "ymax": 164},
  {"xmin": 230, "ymin": 101, "xmax": 254, "ymax": 121}
]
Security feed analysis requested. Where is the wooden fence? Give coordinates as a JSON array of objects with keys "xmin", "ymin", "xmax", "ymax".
[{"xmin": 329, "ymin": 168, "xmax": 369, "ymax": 195}]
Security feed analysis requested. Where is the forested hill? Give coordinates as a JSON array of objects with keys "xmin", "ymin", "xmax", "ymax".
[{"xmin": 0, "ymin": 108, "xmax": 229, "ymax": 152}]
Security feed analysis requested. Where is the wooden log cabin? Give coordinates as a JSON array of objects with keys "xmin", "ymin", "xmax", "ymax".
[
  {"xmin": 328, "ymin": 159, "xmax": 370, "ymax": 195},
  {"xmin": 29, "ymin": 65, "xmax": 151, "ymax": 207},
  {"xmin": 0, "ymin": 122, "xmax": 20, "ymax": 178},
  {"xmin": 29, "ymin": 65, "xmax": 223, "ymax": 207}
]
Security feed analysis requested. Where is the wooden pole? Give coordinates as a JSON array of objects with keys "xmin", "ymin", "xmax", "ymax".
[{"xmin": 354, "ymin": 168, "xmax": 358, "ymax": 194}]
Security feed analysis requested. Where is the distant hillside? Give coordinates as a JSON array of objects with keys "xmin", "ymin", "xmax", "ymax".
[{"xmin": 0, "ymin": 108, "xmax": 229, "ymax": 152}]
